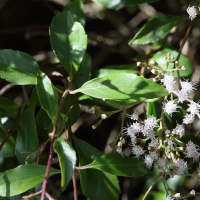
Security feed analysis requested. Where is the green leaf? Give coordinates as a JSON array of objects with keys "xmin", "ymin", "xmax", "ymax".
[
  {"xmin": 0, "ymin": 49, "xmax": 39, "ymax": 85},
  {"xmin": 0, "ymin": 98, "xmax": 21, "ymax": 117},
  {"xmin": 0, "ymin": 143, "xmax": 15, "ymax": 158},
  {"xmin": 73, "ymin": 53, "xmax": 92, "ymax": 88},
  {"xmin": 57, "ymin": 86, "xmax": 80, "ymax": 126},
  {"xmin": 93, "ymin": 64, "xmax": 139, "ymax": 78},
  {"xmin": 0, "ymin": 165, "xmax": 60, "ymax": 196},
  {"xmin": 147, "ymin": 101, "xmax": 156, "ymax": 117},
  {"xmin": 27, "ymin": 87, "xmax": 40, "ymax": 107},
  {"xmin": 50, "ymin": 11, "xmax": 87, "ymax": 78},
  {"xmin": 63, "ymin": 0, "xmax": 85, "ymax": 26},
  {"xmin": 73, "ymin": 73, "xmax": 169, "ymax": 101},
  {"xmin": 92, "ymin": 0, "xmax": 159, "ymax": 10},
  {"xmin": 196, "ymin": 0, "xmax": 200, "ymax": 7},
  {"xmin": 129, "ymin": 15, "xmax": 187, "ymax": 45},
  {"xmin": 86, "ymin": 152, "xmax": 151, "ymax": 177},
  {"xmin": 150, "ymin": 48, "xmax": 193, "ymax": 77},
  {"xmin": 36, "ymin": 71, "xmax": 58, "ymax": 123},
  {"xmin": 15, "ymin": 105, "xmax": 39, "ymax": 164},
  {"xmin": 0, "ymin": 116, "xmax": 16, "ymax": 147},
  {"xmin": 73, "ymin": 136, "xmax": 121, "ymax": 200},
  {"xmin": 54, "ymin": 138, "xmax": 76, "ymax": 191},
  {"xmin": 35, "ymin": 108, "xmax": 64, "ymax": 141}
]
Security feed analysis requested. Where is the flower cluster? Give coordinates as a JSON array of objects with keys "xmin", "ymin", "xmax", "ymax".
[{"xmin": 186, "ymin": 5, "xmax": 198, "ymax": 20}]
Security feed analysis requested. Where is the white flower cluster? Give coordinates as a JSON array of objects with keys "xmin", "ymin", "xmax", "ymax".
[{"xmin": 186, "ymin": 5, "xmax": 198, "ymax": 20}]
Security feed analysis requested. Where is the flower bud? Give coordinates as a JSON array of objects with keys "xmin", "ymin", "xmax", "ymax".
[
  {"xmin": 101, "ymin": 114, "xmax": 108, "ymax": 119},
  {"xmin": 189, "ymin": 190, "xmax": 195, "ymax": 195},
  {"xmin": 137, "ymin": 62, "xmax": 146, "ymax": 67},
  {"xmin": 151, "ymin": 69, "xmax": 158, "ymax": 74},
  {"xmin": 168, "ymin": 171, "xmax": 174, "ymax": 178},
  {"xmin": 180, "ymin": 66, "xmax": 185, "ymax": 71},
  {"xmin": 173, "ymin": 193, "xmax": 180, "ymax": 198},
  {"xmin": 167, "ymin": 53, "xmax": 171, "ymax": 57},
  {"xmin": 171, "ymin": 56, "xmax": 174, "ymax": 60},
  {"xmin": 175, "ymin": 61, "xmax": 179, "ymax": 66},
  {"xmin": 92, "ymin": 120, "xmax": 102, "ymax": 129},
  {"xmin": 150, "ymin": 60, "xmax": 158, "ymax": 66}
]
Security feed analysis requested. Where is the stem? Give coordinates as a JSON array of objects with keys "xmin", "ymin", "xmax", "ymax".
[
  {"xmin": 142, "ymin": 175, "xmax": 160, "ymax": 200},
  {"xmin": 45, "ymin": 192, "xmax": 54, "ymax": 200},
  {"xmin": 41, "ymin": 89, "xmax": 69, "ymax": 200},
  {"xmin": 0, "ymin": 118, "xmax": 20, "ymax": 151},
  {"xmin": 72, "ymin": 171, "xmax": 78, "ymax": 200}
]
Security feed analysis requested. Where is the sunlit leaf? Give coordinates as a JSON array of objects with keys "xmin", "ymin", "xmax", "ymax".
[
  {"xmin": 86, "ymin": 152, "xmax": 151, "ymax": 177},
  {"xmin": 73, "ymin": 73, "xmax": 169, "ymax": 101},
  {"xmin": 129, "ymin": 15, "xmax": 187, "ymax": 45},
  {"xmin": 36, "ymin": 71, "xmax": 58, "ymax": 123},
  {"xmin": 0, "ymin": 49, "xmax": 39, "ymax": 85},
  {"xmin": 54, "ymin": 138, "xmax": 76, "ymax": 191},
  {"xmin": 50, "ymin": 11, "xmax": 87, "ymax": 78},
  {"xmin": 0, "ymin": 165, "xmax": 60, "ymax": 196}
]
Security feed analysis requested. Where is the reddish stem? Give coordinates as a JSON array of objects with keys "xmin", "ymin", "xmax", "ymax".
[
  {"xmin": 41, "ymin": 90, "xmax": 69, "ymax": 200},
  {"xmin": 0, "ymin": 118, "xmax": 20, "ymax": 151},
  {"xmin": 72, "ymin": 171, "xmax": 78, "ymax": 200}
]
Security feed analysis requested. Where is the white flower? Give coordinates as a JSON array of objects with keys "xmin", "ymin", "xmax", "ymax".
[
  {"xmin": 145, "ymin": 115, "xmax": 158, "ymax": 129},
  {"xmin": 125, "ymin": 122, "xmax": 141, "ymax": 137},
  {"xmin": 165, "ymin": 195, "xmax": 174, "ymax": 200},
  {"xmin": 163, "ymin": 74, "xmax": 176, "ymax": 93},
  {"xmin": 149, "ymin": 151, "xmax": 158, "ymax": 160},
  {"xmin": 165, "ymin": 130, "xmax": 170, "ymax": 134},
  {"xmin": 173, "ymin": 123, "xmax": 185, "ymax": 137},
  {"xmin": 185, "ymin": 141, "xmax": 200, "ymax": 159},
  {"xmin": 132, "ymin": 145, "xmax": 145, "ymax": 158},
  {"xmin": 163, "ymin": 101, "xmax": 179, "ymax": 116},
  {"xmin": 127, "ymin": 111, "xmax": 138, "ymax": 120},
  {"xmin": 183, "ymin": 113, "xmax": 195, "ymax": 124},
  {"xmin": 144, "ymin": 155, "xmax": 154, "ymax": 169},
  {"xmin": 157, "ymin": 158, "xmax": 167, "ymax": 169},
  {"xmin": 142, "ymin": 125, "xmax": 155, "ymax": 138},
  {"xmin": 186, "ymin": 5, "xmax": 197, "ymax": 20},
  {"xmin": 176, "ymin": 89, "xmax": 188, "ymax": 103},
  {"xmin": 188, "ymin": 101, "xmax": 200, "ymax": 115},
  {"xmin": 171, "ymin": 159, "xmax": 188, "ymax": 174},
  {"xmin": 190, "ymin": 190, "xmax": 195, "ymax": 195},
  {"xmin": 149, "ymin": 137, "xmax": 159, "ymax": 148},
  {"xmin": 167, "ymin": 140, "xmax": 174, "ymax": 150},
  {"xmin": 181, "ymin": 79, "xmax": 197, "ymax": 93}
]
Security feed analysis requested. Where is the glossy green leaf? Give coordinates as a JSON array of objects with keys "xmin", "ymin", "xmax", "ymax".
[
  {"xmin": 35, "ymin": 108, "xmax": 64, "ymax": 141},
  {"xmin": 0, "ymin": 116, "xmax": 16, "ymax": 147},
  {"xmin": 0, "ymin": 165, "xmax": 60, "ymax": 196},
  {"xmin": 73, "ymin": 73, "xmax": 169, "ymax": 101},
  {"xmin": 92, "ymin": 0, "xmax": 158, "ymax": 10},
  {"xmin": 93, "ymin": 64, "xmax": 139, "ymax": 78},
  {"xmin": 73, "ymin": 53, "xmax": 92, "ymax": 87},
  {"xmin": 79, "ymin": 94, "xmax": 140, "ymax": 109},
  {"xmin": 150, "ymin": 48, "xmax": 193, "ymax": 77},
  {"xmin": 129, "ymin": 15, "xmax": 187, "ymax": 45},
  {"xmin": 16, "ymin": 105, "xmax": 39, "ymax": 164},
  {"xmin": 36, "ymin": 71, "xmax": 58, "ymax": 123},
  {"xmin": 57, "ymin": 86, "xmax": 80, "ymax": 126},
  {"xmin": 54, "ymin": 138, "xmax": 76, "ymax": 191},
  {"xmin": 50, "ymin": 11, "xmax": 87, "ymax": 78},
  {"xmin": 73, "ymin": 136, "xmax": 121, "ymax": 200},
  {"xmin": 27, "ymin": 87, "xmax": 40, "ymax": 107},
  {"xmin": 86, "ymin": 152, "xmax": 151, "ymax": 177},
  {"xmin": 63, "ymin": 0, "xmax": 85, "ymax": 26},
  {"xmin": 147, "ymin": 101, "xmax": 156, "ymax": 117},
  {"xmin": 0, "ymin": 98, "xmax": 21, "ymax": 117},
  {"xmin": 0, "ymin": 49, "xmax": 39, "ymax": 85},
  {"xmin": 0, "ymin": 143, "xmax": 15, "ymax": 158}
]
